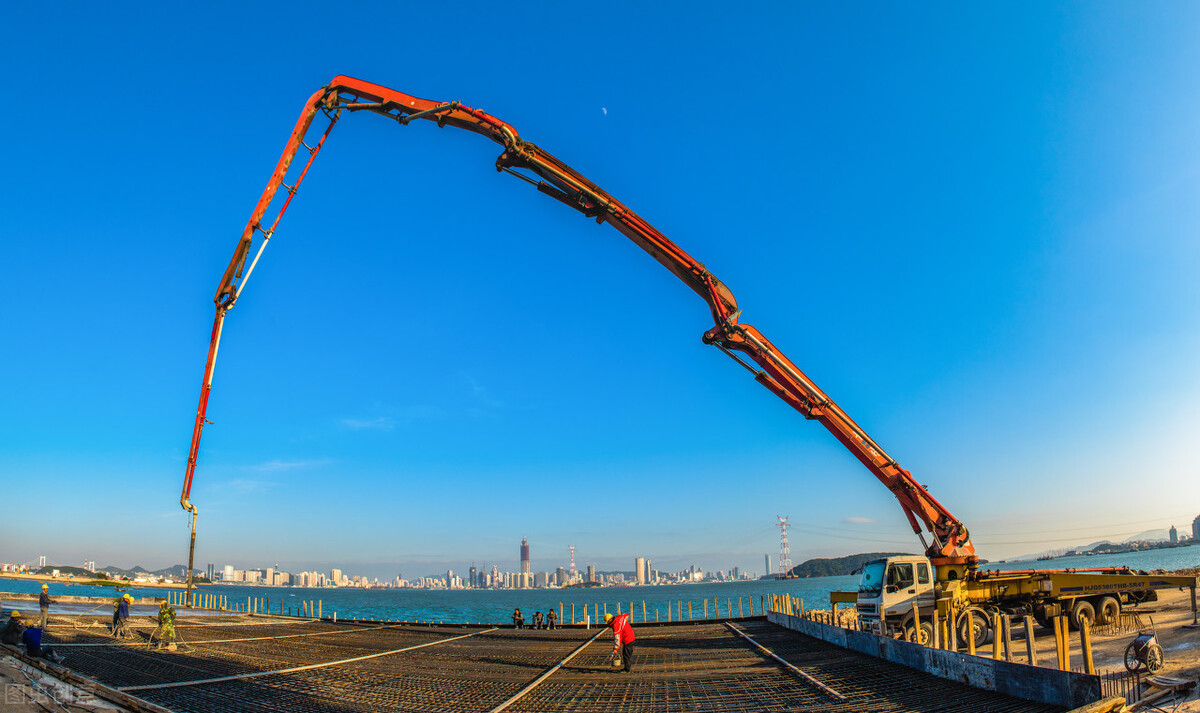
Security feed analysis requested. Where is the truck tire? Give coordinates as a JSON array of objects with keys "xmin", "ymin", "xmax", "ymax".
[
  {"xmin": 905, "ymin": 621, "xmax": 934, "ymax": 645},
  {"xmin": 1070, "ymin": 600, "xmax": 1096, "ymax": 630},
  {"xmin": 1095, "ymin": 597, "xmax": 1119, "ymax": 626},
  {"xmin": 958, "ymin": 610, "xmax": 991, "ymax": 647}
]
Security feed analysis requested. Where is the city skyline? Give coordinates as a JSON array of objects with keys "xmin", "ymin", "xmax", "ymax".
[{"xmin": 10, "ymin": 518, "xmax": 1193, "ymax": 584}]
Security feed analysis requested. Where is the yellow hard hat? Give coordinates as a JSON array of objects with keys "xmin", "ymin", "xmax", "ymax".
[
  {"xmin": 123, "ymin": 594, "xmax": 133, "ymax": 601},
  {"xmin": 42, "ymin": 584, "xmax": 48, "ymax": 590},
  {"xmin": 604, "ymin": 613, "xmax": 614, "ymax": 623},
  {"xmin": 9, "ymin": 611, "xmax": 19, "ymax": 618}
]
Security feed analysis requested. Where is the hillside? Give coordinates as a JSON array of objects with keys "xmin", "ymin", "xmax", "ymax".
[
  {"xmin": 1012, "ymin": 528, "xmax": 1178, "ymax": 561},
  {"xmin": 98, "ymin": 564, "xmax": 205, "ymax": 579},
  {"xmin": 788, "ymin": 552, "xmax": 911, "ymax": 578},
  {"xmin": 34, "ymin": 566, "xmax": 105, "ymax": 579}
]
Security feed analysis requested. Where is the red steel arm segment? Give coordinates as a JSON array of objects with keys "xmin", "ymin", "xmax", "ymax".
[{"xmin": 181, "ymin": 76, "xmax": 976, "ymax": 567}]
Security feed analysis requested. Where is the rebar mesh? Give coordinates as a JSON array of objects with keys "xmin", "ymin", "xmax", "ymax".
[{"xmin": 45, "ymin": 615, "xmax": 1067, "ymax": 712}]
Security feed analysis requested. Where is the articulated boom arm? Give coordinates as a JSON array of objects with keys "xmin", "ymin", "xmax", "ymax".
[{"xmin": 181, "ymin": 76, "xmax": 976, "ymax": 571}]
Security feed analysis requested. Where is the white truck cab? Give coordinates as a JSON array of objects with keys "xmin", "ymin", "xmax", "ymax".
[{"xmin": 856, "ymin": 555, "xmax": 937, "ymax": 637}]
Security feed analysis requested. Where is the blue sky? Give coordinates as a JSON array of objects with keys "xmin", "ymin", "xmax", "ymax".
[{"xmin": 4, "ymin": 3, "xmax": 1200, "ymax": 579}]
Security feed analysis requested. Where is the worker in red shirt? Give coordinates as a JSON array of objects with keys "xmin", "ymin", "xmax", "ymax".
[{"xmin": 604, "ymin": 612, "xmax": 636, "ymax": 672}]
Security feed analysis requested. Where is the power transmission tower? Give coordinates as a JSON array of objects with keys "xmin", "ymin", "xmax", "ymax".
[{"xmin": 777, "ymin": 516, "xmax": 791, "ymax": 577}]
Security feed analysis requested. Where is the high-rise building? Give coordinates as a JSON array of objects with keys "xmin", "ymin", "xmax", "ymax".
[
  {"xmin": 520, "ymin": 538, "xmax": 531, "ymax": 574},
  {"xmin": 732, "ymin": 566, "xmax": 740, "ymax": 580},
  {"xmin": 587, "ymin": 564, "xmax": 596, "ymax": 583},
  {"xmin": 556, "ymin": 567, "xmax": 567, "ymax": 586},
  {"xmin": 469, "ymin": 566, "xmax": 478, "ymax": 588},
  {"xmin": 331, "ymin": 568, "xmax": 343, "ymax": 587},
  {"xmin": 223, "ymin": 564, "xmax": 235, "ymax": 581},
  {"xmin": 635, "ymin": 557, "xmax": 646, "ymax": 585},
  {"xmin": 1193, "ymin": 515, "xmax": 1200, "ymax": 542},
  {"xmin": 1170, "ymin": 525, "xmax": 1179, "ymax": 543},
  {"xmin": 764, "ymin": 554, "xmax": 771, "ymax": 577}
]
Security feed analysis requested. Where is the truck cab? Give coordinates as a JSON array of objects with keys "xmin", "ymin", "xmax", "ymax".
[{"xmin": 856, "ymin": 555, "xmax": 937, "ymax": 635}]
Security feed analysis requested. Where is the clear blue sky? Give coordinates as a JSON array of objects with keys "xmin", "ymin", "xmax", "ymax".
[{"xmin": 4, "ymin": 3, "xmax": 1200, "ymax": 580}]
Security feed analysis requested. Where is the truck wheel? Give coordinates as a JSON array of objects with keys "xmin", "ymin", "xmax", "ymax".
[
  {"xmin": 1095, "ymin": 597, "xmax": 1119, "ymax": 626},
  {"xmin": 1070, "ymin": 601, "xmax": 1096, "ymax": 630},
  {"xmin": 958, "ymin": 610, "xmax": 991, "ymax": 647},
  {"xmin": 905, "ymin": 621, "xmax": 934, "ymax": 645}
]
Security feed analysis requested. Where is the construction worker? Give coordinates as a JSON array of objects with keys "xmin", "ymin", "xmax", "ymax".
[
  {"xmin": 604, "ymin": 611, "xmax": 636, "ymax": 673},
  {"xmin": 156, "ymin": 601, "xmax": 177, "ymax": 651},
  {"xmin": 21, "ymin": 624, "xmax": 65, "ymax": 663},
  {"xmin": 39, "ymin": 584, "xmax": 54, "ymax": 631},
  {"xmin": 114, "ymin": 594, "xmax": 132, "ymax": 638},
  {"xmin": 545, "ymin": 609, "xmax": 557, "ymax": 630},
  {"xmin": 2, "ymin": 611, "xmax": 25, "ymax": 645}
]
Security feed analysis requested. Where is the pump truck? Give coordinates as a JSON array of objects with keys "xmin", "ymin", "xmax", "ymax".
[
  {"xmin": 856, "ymin": 555, "xmax": 1194, "ymax": 645},
  {"xmin": 179, "ymin": 76, "xmax": 1199, "ymax": 631}
]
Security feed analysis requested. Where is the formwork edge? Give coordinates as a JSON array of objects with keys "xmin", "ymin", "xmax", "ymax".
[
  {"xmin": 3, "ymin": 643, "xmax": 173, "ymax": 713},
  {"xmin": 767, "ymin": 611, "xmax": 1102, "ymax": 710}
]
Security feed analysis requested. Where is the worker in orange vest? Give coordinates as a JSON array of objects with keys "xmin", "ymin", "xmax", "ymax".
[{"xmin": 604, "ymin": 612, "xmax": 636, "ymax": 672}]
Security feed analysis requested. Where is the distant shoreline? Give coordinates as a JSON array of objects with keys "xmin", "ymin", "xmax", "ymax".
[
  {"xmin": 1018, "ymin": 539, "xmax": 1197, "ymax": 563},
  {"xmin": 0, "ymin": 573, "xmax": 194, "ymax": 589}
]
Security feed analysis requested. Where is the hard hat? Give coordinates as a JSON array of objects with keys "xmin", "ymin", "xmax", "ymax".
[
  {"xmin": 123, "ymin": 594, "xmax": 133, "ymax": 601},
  {"xmin": 42, "ymin": 584, "xmax": 48, "ymax": 590},
  {"xmin": 9, "ymin": 611, "xmax": 19, "ymax": 618},
  {"xmin": 604, "ymin": 613, "xmax": 614, "ymax": 623}
]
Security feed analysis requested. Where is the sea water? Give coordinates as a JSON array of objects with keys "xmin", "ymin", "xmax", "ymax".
[{"xmin": 4, "ymin": 545, "xmax": 1196, "ymax": 623}]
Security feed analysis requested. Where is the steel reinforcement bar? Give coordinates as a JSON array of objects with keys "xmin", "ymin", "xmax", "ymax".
[
  {"xmin": 488, "ymin": 629, "xmax": 606, "ymax": 713},
  {"xmin": 725, "ymin": 622, "xmax": 846, "ymax": 701},
  {"xmin": 119, "ymin": 627, "xmax": 497, "ymax": 692},
  {"xmin": 56, "ymin": 621, "xmax": 407, "ymax": 647}
]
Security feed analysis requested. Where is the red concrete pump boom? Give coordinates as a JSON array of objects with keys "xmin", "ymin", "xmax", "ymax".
[{"xmin": 180, "ymin": 76, "xmax": 975, "ymax": 598}]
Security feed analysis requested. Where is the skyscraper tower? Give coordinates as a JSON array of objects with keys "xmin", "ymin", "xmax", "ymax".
[
  {"xmin": 777, "ymin": 515, "xmax": 791, "ymax": 576},
  {"xmin": 520, "ymin": 537, "xmax": 530, "ymax": 574},
  {"xmin": 568, "ymin": 545, "xmax": 577, "ymax": 580},
  {"xmin": 635, "ymin": 557, "xmax": 646, "ymax": 585},
  {"xmin": 764, "ymin": 554, "xmax": 771, "ymax": 576}
]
